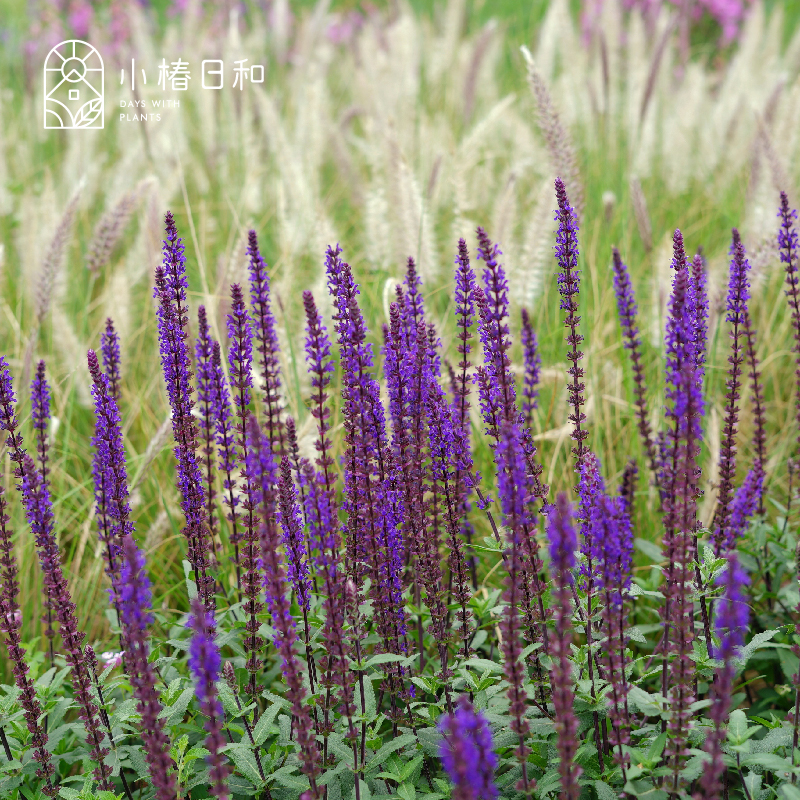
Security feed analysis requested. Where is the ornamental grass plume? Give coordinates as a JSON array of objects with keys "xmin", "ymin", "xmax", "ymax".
[
  {"xmin": 612, "ymin": 247, "xmax": 657, "ymax": 475},
  {"xmin": 247, "ymin": 229, "xmax": 285, "ymax": 456},
  {"xmin": 697, "ymin": 553, "xmax": 750, "ymax": 799},
  {"xmin": 438, "ymin": 695, "xmax": 498, "ymax": 800},
  {"xmin": 547, "ymin": 494, "xmax": 582, "ymax": 800},
  {"xmin": 118, "ymin": 534, "xmax": 176, "ymax": 800},
  {"xmin": 554, "ymin": 177, "xmax": 587, "ymax": 471},
  {"xmin": 188, "ymin": 597, "xmax": 231, "ymax": 800},
  {"xmin": 0, "ymin": 486, "xmax": 56, "ymax": 796},
  {"xmin": 153, "ymin": 212, "xmax": 214, "ymax": 612},
  {"xmin": 712, "ymin": 230, "xmax": 751, "ymax": 555}
]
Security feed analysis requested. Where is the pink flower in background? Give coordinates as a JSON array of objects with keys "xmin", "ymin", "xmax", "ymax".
[
  {"xmin": 67, "ymin": 0, "xmax": 93, "ymax": 40},
  {"xmin": 327, "ymin": 11, "xmax": 365, "ymax": 46},
  {"xmin": 100, "ymin": 650, "xmax": 124, "ymax": 669},
  {"xmin": 584, "ymin": 0, "xmax": 754, "ymax": 45}
]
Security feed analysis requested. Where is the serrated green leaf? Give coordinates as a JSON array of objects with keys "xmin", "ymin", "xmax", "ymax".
[
  {"xmin": 365, "ymin": 733, "xmax": 417, "ymax": 773},
  {"xmin": 594, "ymin": 780, "xmax": 619, "ymax": 800},
  {"xmin": 252, "ymin": 702, "xmax": 282, "ymax": 746},
  {"xmin": 735, "ymin": 629, "xmax": 780, "ymax": 668},
  {"xmin": 222, "ymin": 743, "xmax": 263, "ymax": 785},
  {"xmin": 727, "ymin": 709, "xmax": 760, "ymax": 746}
]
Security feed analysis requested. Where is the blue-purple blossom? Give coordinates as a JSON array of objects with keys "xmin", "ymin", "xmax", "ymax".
[
  {"xmin": 188, "ymin": 597, "xmax": 231, "ymax": 800},
  {"xmin": 118, "ymin": 534, "xmax": 176, "ymax": 799},
  {"xmin": 520, "ymin": 307, "xmax": 541, "ymax": 425},
  {"xmin": 277, "ymin": 457, "xmax": 312, "ymax": 611},
  {"xmin": 714, "ymin": 553, "xmax": 750, "ymax": 662},
  {"xmin": 438, "ymin": 695, "xmax": 498, "ymax": 800}
]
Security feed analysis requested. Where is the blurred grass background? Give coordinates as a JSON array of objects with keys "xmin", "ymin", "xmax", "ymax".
[{"xmin": 0, "ymin": 0, "xmax": 799, "ymax": 680}]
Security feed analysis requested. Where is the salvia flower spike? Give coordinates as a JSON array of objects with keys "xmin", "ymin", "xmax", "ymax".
[
  {"xmin": 554, "ymin": 176, "xmax": 587, "ymax": 470},
  {"xmin": 153, "ymin": 211, "xmax": 214, "ymax": 611},
  {"xmin": 698, "ymin": 554, "xmax": 750, "ymax": 799},
  {"xmin": 188, "ymin": 597, "xmax": 232, "ymax": 800},
  {"xmin": 547, "ymin": 494, "xmax": 582, "ymax": 800},
  {"xmin": 0, "ymin": 485, "xmax": 56, "ymax": 795},
  {"xmin": 438, "ymin": 695, "xmax": 498, "ymax": 800},
  {"xmin": 520, "ymin": 306, "xmax": 541, "ymax": 427},
  {"xmin": 100, "ymin": 316, "xmax": 122, "ymax": 401},
  {"xmin": 118, "ymin": 534, "xmax": 176, "ymax": 799},
  {"xmin": 712, "ymin": 230, "xmax": 751, "ymax": 555},
  {"xmin": 247, "ymin": 229, "xmax": 286, "ymax": 456},
  {"xmin": 611, "ymin": 247, "xmax": 657, "ymax": 474}
]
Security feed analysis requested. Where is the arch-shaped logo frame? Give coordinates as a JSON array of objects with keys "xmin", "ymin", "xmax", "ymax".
[{"xmin": 44, "ymin": 40, "xmax": 104, "ymax": 130}]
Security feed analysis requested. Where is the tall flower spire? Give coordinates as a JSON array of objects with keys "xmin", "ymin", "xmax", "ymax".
[
  {"xmin": 118, "ymin": 534, "xmax": 176, "ymax": 799},
  {"xmin": 247, "ymin": 230, "xmax": 285, "ymax": 456},
  {"xmin": 188, "ymin": 597, "xmax": 231, "ymax": 800},
  {"xmin": 712, "ymin": 230, "xmax": 750, "ymax": 555},
  {"xmin": 547, "ymin": 494, "xmax": 582, "ymax": 800},
  {"xmin": 554, "ymin": 177, "xmax": 587, "ymax": 469},
  {"xmin": 153, "ymin": 212, "xmax": 214, "ymax": 611},
  {"xmin": 612, "ymin": 247, "xmax": 657, "ymax": 475},
  {"xmin": 520, "ymin": 307, "xmax": 541, "ymax": 428}
]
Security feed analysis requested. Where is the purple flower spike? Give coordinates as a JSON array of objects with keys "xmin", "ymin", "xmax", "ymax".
[
  {"xmin": 100, "ymin": 317, "xmax": 122, "ymax": 401},
  {"xmin": 546, "ymin": 494, "xmax": 582, "ymax": 800},
  {"xmin": 612, "ymin": 248, "xmax": 657, "ymax": 474},
  {"xmin": 20, "ymin": 455, "xmax": 114, "ymax": 789},
  {"xmin": 699, "ymin": 553, "xmax": 750, "ymax": 798},
  {"xmin": 779, "ymin": 192, "xmax": 800, "ymax": 455},
  {"xmin": 88, "ymin": 349, "xmax": 134, "ymax": 611},
  {"xmin": 118, "ymin": 534, "xmax": 176, "ymax": 800},
  {"xmin": 277, "ymin": 457, "xmax": 312, "ymax": 612},
  {"xmin": 31, "ymin": 360, "xmax": 51, "ymax": 483},
  {"xmin": 554, "ymin": 177, "xmax": 587, "ymax": 470},
  {"xmin": 438, "ymin": 695, "xmax": 498, "ymax": 800},
  {"xmin": 249, "ymin": 419, "xmax": 321, "ymax": 798},
  {"xmin": 0, "ymin": 486, "xmax": 56, "ymax": 795},
  {"xmin": 153, "ymin": 212, "xmax": 214, "ymax": 611},
  {"xmin": 712, "ymin": 230, "xmax": 751, "ymax": 555},
  {"xmin": 247, "ymin": 230, "xmax": 285, "ymax": 457},
  {"xmin": 520, "ymin": 307, "xmax": 541, "ymax": 427},
  {"xmin": 725, "ymin": 466, "xmax": 764, "ymax": 551},
  {"xmin": 196, "ymin": 306, "xmax": 220, "ymax": 554},
  {"xmin": 494, "ymin": 422, "xmax": 533, "ymax": 792},
  {"xmin": 188, "ymin": 597, "xmax": 231, "ymax": 800}
]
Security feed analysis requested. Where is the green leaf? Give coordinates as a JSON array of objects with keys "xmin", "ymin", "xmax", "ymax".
[
  {"xmin": 397, "ymin": 782, "xmax": 416, "ymax": 800},
  {"xmin": 634, "ymin": 537, "xmax": 662, "ymax": 562},
  {"xmin": 626, "ymin": 627, "xmax": 648, "ymax": 644},
  {"xmin": 252, "ymin": 702, "xmax": 282, "ymax": 746},
  {"xmin": 735, "ymin": 629, "xmax": 781, "ymax": 668},
  {"xmin": 361, "ymin": 653, "xmax": 408, "ymax": 670},
  {"xmin": 594, "ymin": 781, "xmax": 619, "ymax": 800},
  {"xmin": 727, "ymin": 710, "xmax": 761, "ymax": 746},
  {"xmin": 742, "ymin": 771, "xmax": 762, "ymax": 797},
  {"xmin": 742, "ymin": 752, "xmax": 795, "ymax": 775},
  {"xmin": 222, "ymin": 743, "xmax": 263, "ymax": 785},
  {"xmin": 365, "ymin": 733, "xmax": 418, "ymax": 774},
  {"xmin": 160, "ymin": 686, "xmax": 194, "ymax": 725},
  {"xmin": 463, "ymin": 658, "xmax": 503, "ymax": 675},
  {"xmin": 780, "ymin": 785, "xmax": 800, "ymax": 800},
  {"xmin": 627, "ymin": 686, "xmax": 664, "ymax": 717}
]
